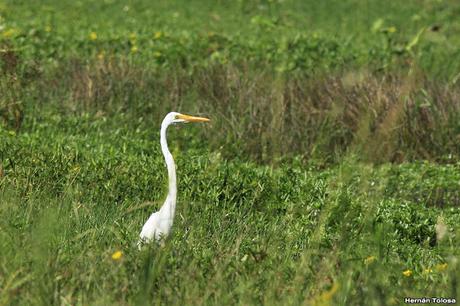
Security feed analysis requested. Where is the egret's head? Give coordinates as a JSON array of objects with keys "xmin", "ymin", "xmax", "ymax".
[{"xmin": 164, "ymin": 112, "xmax": 210, "ymax": 126}]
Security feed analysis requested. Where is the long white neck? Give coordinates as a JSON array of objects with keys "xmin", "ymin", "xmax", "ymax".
[{"xmin": 159, "ymin": 122, "xmax": 177, "ymax": 216}]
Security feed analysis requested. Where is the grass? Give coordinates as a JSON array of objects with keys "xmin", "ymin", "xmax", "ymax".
[
  {"xmin": 1, "ymin": 0, "xmax": 460, "ymax": 305},
  {"xmin": 1, "ymin": 114, "xmax": 459, "ymax": 305}
]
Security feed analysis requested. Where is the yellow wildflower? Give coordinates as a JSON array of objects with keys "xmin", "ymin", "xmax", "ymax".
[
  {"xmin": 321, "ymin": 283, "xmax": 339, "ymax": 301},
  {"xmin": 129, "ymin": 32, "xmax": 137, "ymax": 41},
  {"xmin": 364, "ymin": 256, "xmax": 377, "ymax": 265},
  {"xmin": 131, "ymin": 45, "xmax": 138, "ymax": 53},
  {"xmin": 388, "ymin": 26, "xmax": 397, "ymax": 33},
  {"xmin": 435, "ymin": 263, "xmax": 448, "ymax": 272},
  {"xmin": 45, "ymin": 25, "xmax": 52, "ymax": 32},
  {"xmin": 97, "ymin": 51, "xmax": 105, "ymax": 60},
  {"xmin": 89, "ymin": 31, "xmax": 97, "ymax": 41},
  {"xmin": 423, "ymin": 268, "xmax": 433, "ymax": 274},
  {"xmin": 153, "ymin": 51, "xmax": 162, "ymax": 57},
  {"xmin": 402, "ymin": 269, "xmax": 412, "ymax": 277},
  {"xmin": 312, "ymin": 283, "xmax": 339, "ymax": 306},
  {"xmin": 111, "ymin": 250, "xmax": 123, "ymax": 260},
  {"xmin": 154, "ymin": 31, "xmax": 162, "ymax": 39},
  {"xmin": 2, "ymin": 28, "xmax": 18, "ymax": 38}
]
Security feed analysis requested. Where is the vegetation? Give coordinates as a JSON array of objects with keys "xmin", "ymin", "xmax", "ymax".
[{"xmin": 1, "ymin": 0, "xmax": 459, "ymax": 305}]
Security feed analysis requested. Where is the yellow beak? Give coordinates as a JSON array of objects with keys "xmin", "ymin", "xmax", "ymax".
[{"xmin": 177, "ymin": 114, "xmax": 210, "ymax": 122}]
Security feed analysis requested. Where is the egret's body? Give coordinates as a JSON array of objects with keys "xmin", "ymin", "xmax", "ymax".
[{"xmin": 138, "ymin": 112, "xmax": 209, "ymax": 247}]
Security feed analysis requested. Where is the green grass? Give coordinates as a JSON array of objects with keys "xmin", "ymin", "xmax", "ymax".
[
  {"xmin": 1, "ymin": 115, "xmax": 459, "ymax": 305},
  {"xmin": 2, "ymin": 0, "xmax": 460, "ymax": 77},
  {"xmin": 1, "ymin": 0, "xmax": 460, "ymax": 305}
]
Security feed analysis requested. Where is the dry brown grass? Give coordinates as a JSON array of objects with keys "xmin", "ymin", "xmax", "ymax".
[
  {"xmin": 7, "ymin": 58, "xmax": 460, "ymax": 164},
  {"xmin": 1, "ymin": 45, "xmax": 24, "ymax": 131}
]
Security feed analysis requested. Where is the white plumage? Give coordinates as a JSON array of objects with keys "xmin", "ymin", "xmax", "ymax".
[{"xmin": 138, "ymin": 112, "xmax": 210, "ymax": 248}]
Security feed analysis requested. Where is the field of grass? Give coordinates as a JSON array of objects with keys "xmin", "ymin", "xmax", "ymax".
[{"xmin": 1, "ymin": 1, "xmax": 460, "ymax": 305}]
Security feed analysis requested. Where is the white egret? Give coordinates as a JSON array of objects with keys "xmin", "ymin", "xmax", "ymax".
[{"xmin": 138, "ymin": 112, "xmax": 210, "ymax": 247}]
